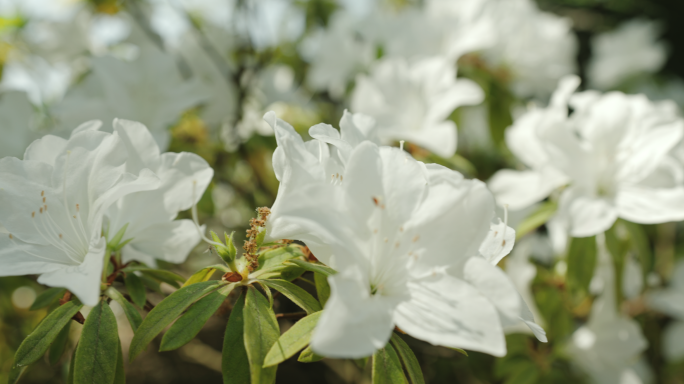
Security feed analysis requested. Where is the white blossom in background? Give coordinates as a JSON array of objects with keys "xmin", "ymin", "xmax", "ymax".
[
  {"xmin": 479, "ymin": 0, "xmax": 577, "ymax": 98},
  {"xmin": 0, "ymin": 54, "xmax": 72, "ymax": 105},
  {"xmin": 0, "ymin": 91, "xmax": 36, "ymax": 159},
  {"xmin": 351, "ymin": 57, "xmax": 484, "ymax": 158},
  {"xmin": 588, "ymin": 19, "xmax": 668, "ymax": 91},
  {"xmin": 53, "ymin": 46, "xmax": 210, "ymax": 150},
  {"xmin": 263, "ymin": 112, "xmax": 545, "ymax": 358},
  {"xmin": 105, "ymin": 119, "xmax": 214, "ymax": 267},
  {"xmin": 489, "ymin": 75, "xmax": 684, "ymax": 237},
  {"xmin": 0, "ymin": 121, "xmax": 160, "ymax": 305},
  {"xmin": 300, "ymin": 11, "xmax": 375, "ymax": 99},
  {"xmin": 648, "ymin": 260, "xmax": 684, "ymax": 362}
]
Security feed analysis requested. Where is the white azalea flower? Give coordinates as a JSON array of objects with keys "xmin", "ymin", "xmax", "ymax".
[
  {"xmin": 263, "ymin": 112, "xmax": 545, "ymax": 358},
  {"xmin": 0, "ymin": 121, "xmax": 160, "ymax": 306},
  {"xmin": 0, "ymin": 91, "xmax": 36, "ymax": 159},
  {"xmin": 53, "ymin": 46, "xmax": 210, "ymax": 150},
  {"xmin": 350, "ymin": 56, "xmax": 484, "ymax": 158},
  {"xmin": 105, "ymin": 119, "xmax": 214, "ymax": 266},
  {"xmin": 648, "ymin": 260, "xmax": 684, "ymax": 361},
  {"xmin": 588, "ymin": 19, "xmax": 668, "ymax": 90},
  {"xmin": 489, "ymin": 76, "xmax": 684, "ymax": 237}
]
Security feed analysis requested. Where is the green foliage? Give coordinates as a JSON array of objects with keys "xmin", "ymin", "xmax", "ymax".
[
  {"xmin": 105, "ymin": 287, "xmax": 143, "ymax": 331},
  {"xmin": 284, "ymin": 259, "xmax": 336, "ymax": 276},
  {"xmin": 244, "ymin": 287, "xmax": 280, "ymax": 384},
  {"xmin": 48, "ymin": 321, "xmax": 70, "ymax": 365},
  {"xmin": 122, "ymin": 266, "xmax": 186, "ymax": 289},
  {"xmin": 160, "ymin": 284, "xmax": 235, "ymax": 352},
  {"xmin": 114, "ymin": 341, "xmax": 125, "ymax": 384},
  {"xmin": 222, "ymin": 290, "xmax": 251, "ymax": 384},
  {"xmin": 516, "ymin": 202, "xmax": 558, "ymax": 240},
  {"xmin": 7, "ymin": 364, "xmax": 27, "ymax": 384},
  {"xmin": 313, "ymin": 272, "xmax": 331, "ymax": 307},
  {"xmin": 128, "ymin": 280, "xmax": 222, "ymax": 360},
  {"xmin": 390, "ymin": 333, "xmax": 425, "ymax": 384},
  {"xmin": 211, "ymin": 230, "xmax": 238, "ymax": 264},
  {"xmin": 258, "ymin": 279, "xmax": 322, "ymax": 314},
  {"xmin": 565, "ymin": 236, "xmax": 597, "ymax": 296},
  {"xmin": 372, "ymin": 343, "xmax": 408, "ymax": 384},
  {"xmin": 124, "ymin": 272, "xmax": 147, "ymax": 308},
  {"xmin": 14, "ymin": 301, "xmax": 83, "ymax": 366},
  {"xmin": 29, "ymin": 287, "xmax": 66, "ymax": 311},
  {"xmin": 264, "ymin": 311, "xmax": 322, "ymax": 367},
  {"xmin": 298, "ymin": 345, "xmax": 324, "ymax": 363},
  {"xmin": 74, "ymin": 300, "xmax": 119, "ymax": 384}
]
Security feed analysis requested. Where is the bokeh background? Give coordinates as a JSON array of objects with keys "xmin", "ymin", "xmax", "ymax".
[{"xmin": 1, "ymin": 0, "xmax": 684, "ymax": 383}]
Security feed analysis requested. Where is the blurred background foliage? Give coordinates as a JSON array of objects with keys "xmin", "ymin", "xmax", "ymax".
[{"xmin": 2, "ymin": 0, "xmax": 684, "ymax": 383}]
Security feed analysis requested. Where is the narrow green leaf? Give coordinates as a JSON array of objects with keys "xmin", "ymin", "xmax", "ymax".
[
  {"xmin": 66, "ymin": 349, "xmax": 76, "ymax": 384},
  {"xmin": 298, "ymin": 345, "xmax": 324, "ymax": 363},
  {"xmin": 124, "ymin": 273, "xmax": 147, "ymax": 308},
  {"xmin": 114, "ymin": 340, "xmax": 125, "ymax": 384},
  {"xmin": 8, "ymin": 364, "xmax": 27, "ymax": 384},
  {"xmin": 566, "ymin": 236, "xmax": 597, "ymax": 294},
  {"xmin": 48, "ymin": 321, "xmax": 71, "ymax": 365},
  {"xmin": 516, "ymin": 201, "xmax": 557, "ymax": 239},
  {"xmin": 372, "ymin": 343, "xmax": 409, "ymax": 384},
  {"xmin": 105, "ymin": 287, "xmax": 143, "ymax": 331},
  {"xmin": 29, "ymin": 287, "xmax": 66, "ymax": 311},
  {"xmin": 257, "ymin": 246, "xmax": 304, "ymax": 271},
  {"xmin": 284, "ymin": 259, "xmax": 336, "ymax": 276},
  {"xmin": 258, "ymin": 279, "xmax": 322, "ymax": 314},
  {"xmin": 108, "ymin": 223, "xmax": 129, "ymax": 250},
  {"xmin": 138, "ymin": 274, "xmax": 161, "ymax": 294},
  {"xmin": 449, "ymin": 348, "xmax": 468, "ymax": 357},
  {"xmin": 129, "ymin": 280, "xmax": 222, "ymax": 361},
  {"xmin": 160, "ymin": 284, "xmax": 235, "ymax": 351},
  {"xmin": 122, "ymin": 266, "xmax": 186, "ymax": 288},
  {"xmin": 222, "ymin": 290, "xmax": 250, "ymax": 384},
  {"xmin": 314, "ymin": 273, "xmax": 331, "ymax": 307},
  {"xmin": 182, "ymin": 267, "xmax": 217, "ymax": 288},
  {"xmin": 244, "ymin": 287, "xmax": 280, "ymax": 384},
  {"xmin": 279, "ymin": 266, "xmax": 305, "ymax": 281},
  {"xmin": 264, "ymin": 311, "xmax": 322, "ymax": 367},
  {"xmin": 255, "ymin": 281, "xmax": 273, "ymax": 308},
  {"xmin": 74, "ymin": 300, "xmax": 119, "ymax": 384},
  {"xmin": 390, "ymin": 333, "xmax": 425, "ymax": 384},
  {"xmin": 14, "ymin": 301, "xmax": 82, "ymax": 366}
]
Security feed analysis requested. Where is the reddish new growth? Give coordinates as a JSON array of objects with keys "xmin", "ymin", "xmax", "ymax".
[{"xmin": 243, "ymin": 207, "xmax": 271, "ymax": 272}]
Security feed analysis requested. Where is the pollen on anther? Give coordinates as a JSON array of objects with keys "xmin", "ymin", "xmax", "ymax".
[
  {"xmin": 8, "ymin": 234, "xmax": 13, "ymax": 239},
  {"xmin": 399, "ymin": 227, "xmax": 404, "ymax": 232},
  {"xmin": 44, "ymin": 205, "xmax": 47, "ymax": 211},
  {"xmin": 412, "ymin": 235, "xmax": 420, "ymax": 243},
  {"xmin": 372, "ymin": 197, "xmax": 379, "ymax": 206},
  {"xmin": 59, "ymin": 234, "xmax": 63, "ymax": 239},
  {"xmin": 373, "ymin": 229, "xmax": 378, "ymax": 234},
  {"xmin": 76, "ymin": 204, "xmax": 80, "ymax": 212},
  {"xmin": 32, "ymin": 212, "xmax": 35, "ymax": 218},
  {"xmin": 384, "ymin": 237, "xmax": 388, "ymax": 243},
  {"xmin": 42, "ymin": 197, "xmax": 46, "ymax": 203},
  {"xmin": 41, "ymin": 191, "xmax": 44, "ymax": 197},
  {"xmin": 39, "ymin": 208, "xmax": 43, "ymax": 214},
  {"xmin": 394, "ymin": 241, "xmax": 400, "ymax": 248},
  {"xmin": 73, "ymin": 215, "xmax": 76, "ymax": 219},
  {"xmin": 502, "ymin": 240, "xmax": 506, "ymax": 246}
]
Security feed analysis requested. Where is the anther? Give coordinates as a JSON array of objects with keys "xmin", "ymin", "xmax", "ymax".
[
  {"xmin": 340, "ymin": 175, "xmax": 344, "ymax": 181},
  {"xmin": 384, "ymin": 238, "xmax": 388, "ymax": 243},
  {"xmin": 39, "ymin": 208, "xmax": 43, "ymax": 214},
  {"xmin": 59, "ymin": 234, "xmax": 63, "ymax": 239},
  {"xmin": 412, "ymin": 235, "xmax": 420, "ymax": 243},
  {"xmin": 394, "ymin": 241, "xmax": 400, "ymax": 248},
  {"xmin": 76, "ymin": 204, "xmax": 80, "ymax": 212},
  {"xmin": 41, "ymin": 191, "xmax": 44, "ymax": 197},
  {"xmin": 399, "ymin": 227, "xmax": 404, "ymax": 232},
  {"xmin": 44, "ymin": 205, "xmax": 47, "ymax": 211},
  {"xmin": 372, "ymin": 197, "xmax": 379, "ymax": 206},
  {"xmin": 8, "ymin": 234, "xmax": 13, "ymax": 239},
  {"xmin": 42, "ymin": 197, "xmax": 46, "ymax": 203},
  {"xmin": 32, "ymin": 212, "xmax": 35, "ymax": 218},
  {"xmin": 373, "ymin": 229, "xmax": 378, "ymax": 234}
]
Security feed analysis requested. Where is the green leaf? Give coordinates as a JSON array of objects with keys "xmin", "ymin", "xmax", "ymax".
[
  {"xmin": 105, "ymin": 287, "xmax": 143, "ymax": 331},
  {"xmin": 48, "ymin": 321, "xmax": 71, "ymax": 365},
  {"xmin": 264, "ymin": 311, "xmax": 322, "ymax": 367},
  {"xmin": 182, "ymin": 267, "xmax": 217, "ymax": 288},
  {"xmin": 258, "ymin": 279, "xmax": 322, "ymax": 314},
  {"xmin": 129, "ymin": 280, "xmax": 222, "ymax": 361},
  {"xmin": 284, "ymin": 259, "xmax": 336, "ymax": 276},
  {"xmin": 449, "ymin": 348, "xmax": 468, "ymax": 357},
  {"xmin": 67, "ymin": 349, "xmax": 76, "ymax": 384},
  {"xmin": 623, "ymin": 220, "xmax": 653, "ymax": 279},
  {"xmin": 29, "ymin": 287, "xmax": 66, "ymax": 311},
  {"xmin": 222, "ymin": 290, "xmax": 250, "ymax": 384},
  {"xmin": 14, "ymin": 301, "xmax": 83, "ymax": 366},
  {"xmin": 160, "ymin": 284, "xmax": 235, "ymax": 351},
  {"xmin": 122, "ymin": 266, "xmax": 186, "ymax": 288},
  {"xmin": 74, "ymin": 300, "xmax": 119, "ymax": 384},
  {"xmin": 114, "ymin": 340, "xmax": 125, "ymax": 384},
  {"xmin": 138, "ymin": 274, "xmax": 161, "ymax": 294},
  {"xmin": 124, "ymin": 273, "xmax": 147, "ymax": 308},
  {"xmin": 108, "ymin": 223, "xmax": 129, "ymax": 250},
  {"xmin": 255, "ymin": 230, "xmax": 266, "ymax": 247},
  {"xmin": 390, "ymin": 333, "xmax": 425, "ymax": 384},
  {"xmin": 298, "ymin": 345, "xmax": 324, "ymax": 363},
  {"xmin": 212, "ymin": 231, "xmax": 237, "ymax": 264},
  {"xmin": 279, "ymin": 266, "xmax": 305, "ymax": 282},
  {"xmin": 516, "ymin": 201, "xmax": 557, "ymax": 239},
  {"xmin": 372, "ymin": 343, "xmax": 408, "ymax": 384},
  {"xmin": 257, "ymin": 246, "xmax": 304, "ymax": 271},
  {"xmin": 566, "ymin": 236, "xmax": 597, "ymax": 294},
  {"xmin": 8, "ymin": 364, "xmax": 27, "ymax": 384},
  {"xmin": 244, "ymin": 286, "xmax": 280, "ymax": 384},
  {"xmin": 314, "ymin": 273, "xmax": 330, "ymax": 307}
]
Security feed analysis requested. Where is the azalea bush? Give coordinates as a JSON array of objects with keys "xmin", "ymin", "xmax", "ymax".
[{"xmin": 2, "ymin": 0, "xmax": 684, "ymax": 383}]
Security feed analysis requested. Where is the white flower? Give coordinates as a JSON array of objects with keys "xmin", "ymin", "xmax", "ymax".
[
  {"xmin": 648, "ymin": 260, "xmax": 684, "ymax": 361},
  {"xmin": 264, "ymin": 112, "xmax": 545, "ymax": 358},
  {"xmin": 53, "ymin": 46, "xmax": 210, "ymax": 150},
  {"xmin": 104, "ymin": 119, "xmax": 214, "ymax": 266},
  {"xmin": 567, "ymin": 296, "xmax": 648, "ymax": 384},
  {"xmin": 351, "ymin": 56, "xmax": 484, "ymax": 158},
  {"xmin": 588, "ymin": 19, "xmax": 668, "ymax": 90},
  {"xmin": 0, "ymin": 91, "xmax": 36, "ymax": 159},
  {"xmin": 489, "ymin": 76, "xmax": 684, "ymax": 237},
  {"xmin": 0, "ymin": 121, "xmax": 160, "ymax": 306}
]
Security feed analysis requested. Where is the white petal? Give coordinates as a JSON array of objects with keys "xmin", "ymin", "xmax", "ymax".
[
  {"xmin": 23, "ymin": 135, "xmax": 68, "ymax": 165},
  {"xmin": 394, "ymin": 273, "xmax": 506, "ymax": 357},
  {"xmin": 0, "ymin": 234, "xmax": 65, "ymax": 275},
  {"xmin": 388, "ymin": 121, "xmax": 457, "ymax": 159},
  {"xmin": 616, "ymin": 186, "xmax": 684, "ymax": 224},
  {"xmin": 113, "ymin": 118, "xmax": 162, "ymax": 172},
  {"xmin": 121, "ymin": 219, "xmax": 201, "ymax": 265},
  {"xmin": 488, "ymin": 169, "xmax": 566, "ymax": 210},
  {"xmin": 564, "ymin": 191, "xmax": 618, "ymax": 237},
  {"xmin": 311, "ymin": 267, "xmax": 396, "ymax": 358},
  {"xmin": 462, "ymin": 257, "xmax": 522, "ymax": 323},
  {"xmin": 37, "ymin": 236, "xmax": 106, "ymax": 306},
  {"xmin": 479, "ymin": 220, "xmax": 515, "ymax": 265}
]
